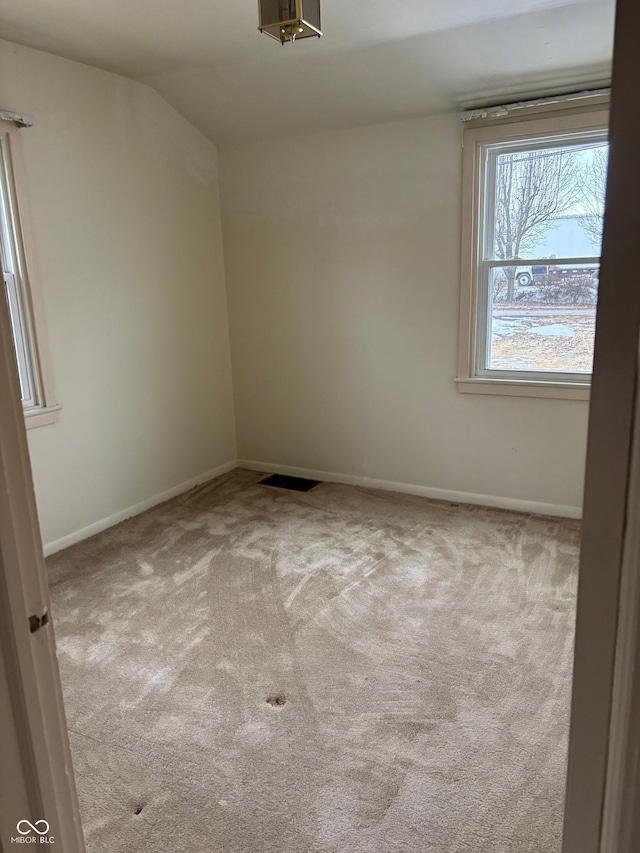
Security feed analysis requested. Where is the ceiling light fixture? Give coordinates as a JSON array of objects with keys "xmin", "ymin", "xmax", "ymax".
[{"xmin": 258, "ymin": 0, "xmax": 322, "ymax": 45}]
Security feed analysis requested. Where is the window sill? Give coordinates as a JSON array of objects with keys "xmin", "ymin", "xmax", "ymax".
[
  {"xmin": 24, "ymin": 404, "xmax": 61, "ymax": 429},
  {"xmin": 454, "ymin": 377, "xmax": 590, "ymax": 400}
]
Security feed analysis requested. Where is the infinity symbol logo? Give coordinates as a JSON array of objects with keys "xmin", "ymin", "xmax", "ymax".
[{"xmin": 17, "ymin": 819, "xmax": 50, "ymax": 836}]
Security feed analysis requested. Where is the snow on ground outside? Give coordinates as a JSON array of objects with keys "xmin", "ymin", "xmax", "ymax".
[
  {"xmin": 490, "ymin": 309, "xmax": 595, "ymax": 372},
  {"xmin": 527, "ymin": 324, "xmax": 575, "ymax": 337}
]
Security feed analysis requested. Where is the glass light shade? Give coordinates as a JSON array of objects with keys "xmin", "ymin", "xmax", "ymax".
[{"xmin": 258, "ymin": 0, "xmax": 322, "ymax": 43}]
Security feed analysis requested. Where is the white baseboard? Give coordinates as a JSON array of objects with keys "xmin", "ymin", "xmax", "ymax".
[
  {"xmin": 238, "ymin": 459, "xmax": 582, "ymax": 519},
  {"xmin": 43, "ymin": 457, "xmax": 581, "ymax": 558},
  {"xmin": 43, "ymin": 460, "xmax": 237, "ymax": 557}
]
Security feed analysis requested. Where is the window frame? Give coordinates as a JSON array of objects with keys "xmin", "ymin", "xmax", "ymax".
[
  {"xmin": 456, "ymin": 106, "xmax": 610, "ymax": 400},
  {"xmin": 0, "ymin": 122, "xmax": 59, "ymax": 428}
]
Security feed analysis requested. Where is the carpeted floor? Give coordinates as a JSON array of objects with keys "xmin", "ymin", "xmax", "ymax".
[{"xmin": 47, "ymin": 469, "xmax": 580, "ymax": 853}]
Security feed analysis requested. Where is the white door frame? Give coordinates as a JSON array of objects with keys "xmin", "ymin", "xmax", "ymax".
[
  {"xmin": 562, "ymin": 0, "xmax": 640, "ymax": 850},
  {"xmin": 599, "ymin": 361, "xmax": 640, "ymax": 852},
  {"xmin": 0, "ymin": 244, "xmax": 84, "ymax": 846}
]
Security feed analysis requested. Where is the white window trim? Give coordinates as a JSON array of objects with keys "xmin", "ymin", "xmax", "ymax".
[
  {"xmin": 0, "ymin": 120, "xmax": 59, "ymax": 428},
  {"xmin": 457, "ymin": 106, "xmax": 610, "ymax": 401}
]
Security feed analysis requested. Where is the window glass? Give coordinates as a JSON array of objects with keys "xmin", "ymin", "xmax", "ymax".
[
  {"xmin": 491, "ymin": 142, "xmax": 608, "ymax": 261},
  {"xmin": 488, "ymin": 264, "xmax": 598, "ymax": 374},
  {"xmin": 480, "ymin": 136, "xmax": 608, "ymax": 377}
]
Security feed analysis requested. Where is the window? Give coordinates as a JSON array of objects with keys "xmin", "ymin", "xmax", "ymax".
[
  {"xmin": 0, "ymin": 125, "xmax": 58, "ymax": 426},
  {"xmin": 457, "ymin": 105, "xmax": 609, "ymax": 399}
]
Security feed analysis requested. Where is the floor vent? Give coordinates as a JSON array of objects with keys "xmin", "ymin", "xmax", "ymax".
[{"xmin": 258, "ymin": 474, "xmax": 321, "ymax": 492}]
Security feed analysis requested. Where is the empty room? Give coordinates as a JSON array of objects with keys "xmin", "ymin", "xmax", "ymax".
[{"xmin": 1, "ymin": 1, "xmax": 636, "ymax": 852}]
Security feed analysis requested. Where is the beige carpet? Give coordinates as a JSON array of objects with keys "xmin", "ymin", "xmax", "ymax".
[{"xmin": 47, "ymin": 469, "xmax": 580, "ymax": 853}]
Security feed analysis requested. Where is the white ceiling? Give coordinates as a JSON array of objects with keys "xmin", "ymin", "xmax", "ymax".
[{"xmin": 0, "ymin": 0, "xmax": 615, "ymax": 143}]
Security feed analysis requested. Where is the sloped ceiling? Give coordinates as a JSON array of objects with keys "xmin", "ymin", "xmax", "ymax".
[{"xmin": 0, "ymin": 0, "xmax": 615, "ymax": 143}]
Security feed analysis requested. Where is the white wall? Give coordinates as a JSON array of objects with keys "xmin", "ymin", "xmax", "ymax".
[
  {"xmin": 0, "ymin": 40, "xmax": 237, "ymax": 549},
  {"xmin": 219, "ymin": 114, "xmax": 589, "ymax": 513}
]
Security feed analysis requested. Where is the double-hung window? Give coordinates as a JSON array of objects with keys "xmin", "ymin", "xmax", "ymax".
[
  {"xmin": 0, "ymin": 121, "xmax": 58, "ymax": 426},
  {"xmin": 457, "ymin": 103, "xmax": 609, "ymax": 399}
]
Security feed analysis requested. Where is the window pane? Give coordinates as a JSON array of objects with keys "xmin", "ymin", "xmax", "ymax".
[
  {"xmin": 488, "ymin": 264, "xmax": 598, "ymax": 373},
  {"xmin": 3, "ymin": 272, "xmax": 34, "ymax": 404},
  {"xmin": 492, "ymin": 141, "xmax": 608, "ymax": 260},
  {"xmin": 1, "ymin": 142, "xmax": 37, "ymax": 408}
]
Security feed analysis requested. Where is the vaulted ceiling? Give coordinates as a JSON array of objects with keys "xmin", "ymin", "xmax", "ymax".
[{"xmin": 0, "ymin": 0, "xmax": 615, "ymax": 143}]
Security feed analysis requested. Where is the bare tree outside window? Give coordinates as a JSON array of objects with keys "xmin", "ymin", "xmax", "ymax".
[
  {"xmin": 494, "ymin": 147, "xmax": 582, "ymax": 301},
  {"xmin": 578, "ymin": 145, "xmax": 609, "ymax": 247}
]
